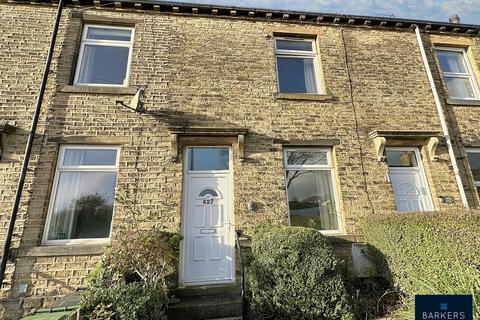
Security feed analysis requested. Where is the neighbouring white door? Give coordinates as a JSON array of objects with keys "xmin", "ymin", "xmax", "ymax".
[
  {"xmin": 386, "ymin": 148, "xmax": 434, "ymax": 212},
  {"xmin": 181, "ymin": 147, "xmax": 234, "ymax": 286}
]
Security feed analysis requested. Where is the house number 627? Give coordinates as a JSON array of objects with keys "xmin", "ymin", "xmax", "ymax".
[{"xmin": 203, "ymin": 199, "xmax": 214, "ymax": 204}]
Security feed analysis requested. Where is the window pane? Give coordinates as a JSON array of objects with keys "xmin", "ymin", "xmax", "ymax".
[
  {"xmin": 437, "ymin": 50, "xmax": 467, "ymax": 73},
  {"xmin": 467, "ymin": 152, "xmax": 480, "ymax": 182},
  {"xmin": 276, "ymin": 39, "xmax": 313, "ymax": 52},
  {"xmin": 47, "ymin": 172, "xmax": 116, "ymax": 240},
  {"xmin": 286, "ymin": 150, "xmax": 328, "ymax": 166},
  {"xmin": 188, "ymin": 148, "xmax": 229, "ymax": 171},
  {"xmin": 86, "ymin": 27, "xmax": 131, "ymax": 41},
  {"xmin": 386, "ymin": 150, "xmax": 418, "ymax": 167},
  {"xmin": 77, "ymin": 45, "xmax": 129, "ymax": 85},
  {"xmin": 63, "ymin": 149, "xmax": 117, "ymax": 166},
  {"xmin": 286, "ymin": 170, "xmax": 339, "ymax": 230},
  {"xmin": 445, "ymin": 77, "xmax": 476, "ymax": 99},
  {"xmin": 277, "ymin": 57, "xmax": 318, "ymax": 93}
]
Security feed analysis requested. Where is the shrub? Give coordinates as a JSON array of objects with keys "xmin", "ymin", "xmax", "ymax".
[
  {"xmin": 107, "ymin": 227, "xmax": 182, "ymax": 291},
  {"xmin": 247, "ymin": 225, "xmax": 353, "ymax": 320},
  {"xmin": 81, "ymin": 282, "xmax": 165, "ymax": 320},
  {"xmin": 362, "ymin": 210, "xmax": 480, "ymax": 319},
  {"xmin": 80, "ymin": 227, "xmax": 181, "ymax": 320}
]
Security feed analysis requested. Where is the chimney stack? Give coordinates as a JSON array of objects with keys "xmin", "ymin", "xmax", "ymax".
[{"xmin": 449, "ymin": 14, "xmax": 460, "ymax": 24}]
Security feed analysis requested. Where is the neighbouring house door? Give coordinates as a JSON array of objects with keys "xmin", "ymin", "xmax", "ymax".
[
  {"xmin": 386, "ymin": 148, "xmax": 434, "ymax": 212},
  {"xmin": 181, "ymin": 147, "xmax": 234, "ymax": 286}
]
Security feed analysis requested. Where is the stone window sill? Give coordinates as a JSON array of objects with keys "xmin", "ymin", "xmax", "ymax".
[
  {"xmin": 275, "ymin": 92, "xmax": 332, "ymax": 101},
  {"xmin": 58, "ymin": 85, "xmax": 137, "ymax": 95},
  {"xmin": 11, "ymin": 244, "xmax": 108, "ymax": 257},
  {"xmin": 445, "ymin": 98, "xmax": 480, "ymax": 106}
]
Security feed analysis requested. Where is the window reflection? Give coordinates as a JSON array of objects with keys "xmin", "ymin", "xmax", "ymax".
[
  {"xmin": 286, "ymin": 170, "xmax": 338, "ymax": 231},
  {"xmin": 188, "ymin": 148, "xmax": 229, "ymax": 171},
  {"xmin": 386, "ymin": 150, "xmax": 418, "ymax": 167},
  {"xmin": 48, "ymin": 172, "xmax": 116, "ymax": 240}
]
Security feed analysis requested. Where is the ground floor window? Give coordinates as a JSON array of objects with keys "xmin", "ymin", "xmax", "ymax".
[
  {"xmin": 284, "ymin": 148, "xmax": 340, "ymax": 232},
  {"xmin": 43, "ymin": 145, "xmax": 120, "ymax": 244},
  {"xmin": 466, "ymin": 148, "xmax": 480, "ymax": 196}
]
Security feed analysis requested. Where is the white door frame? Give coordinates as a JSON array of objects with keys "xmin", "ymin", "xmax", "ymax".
[
  {"xmin": 387, "ymin": 147, "xmax": 434, "ymax": 212},
  {"xmin": 179, "ymin": 146, "xmax": 235, "ymax": 286}
]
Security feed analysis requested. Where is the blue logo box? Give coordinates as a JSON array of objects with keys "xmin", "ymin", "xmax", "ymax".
[{"xmin": 415, "ymin": 295, "xmax": 472, "ymax": 320}]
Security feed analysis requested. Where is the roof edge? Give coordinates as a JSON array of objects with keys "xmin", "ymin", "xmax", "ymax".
[{"xmin": 4, "ymin": 0, "xmax": 480, "ymax": 35}]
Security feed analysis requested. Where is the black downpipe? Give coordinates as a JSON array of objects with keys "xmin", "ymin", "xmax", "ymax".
[{"xmin": 0, "ymin": 0, "xmax": 64, "ymax": 287}]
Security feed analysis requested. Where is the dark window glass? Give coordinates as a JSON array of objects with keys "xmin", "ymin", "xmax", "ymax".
[
  {"xmin": 467, "ymin": 152, "xmax": 480, "ymax": 182},
  {"xmin": 437, "ymin": 50, "xmax": 467, "ymax": 73},
  {"xmin": 47, "ymin": 172, "xmax": 116, "ymax": 240},
  {"xmin": 188, "ymin": 148, "xmax": 229, "ymax": 171},
  {"xmin": 77, "ymin": 45, "xmax": 129, "ymax": 85},
  {"xmin": 276, "ymin": 39, "xmax": 313, "ymax": 52},
  {"xmin": 199, "ymin": 189, "xmax": 219, "ymax": 197},
  {"xmin": 286, "ymin": 150, "xmax": 327, "ymax": 166},
  {"xmin": 386, "ymin": 150, "xmax": 418, "ymax": 167},
  {"xmin": 286, "ymin": 170, "xmax": 338, "ymax": 230},
  {"xmin": 63, "ymin": 149, "xmax": 117, "ymax": 166},
  {"xmin": 277, "ymin": 57, "xmax": 318, "ymax": 93},
  {"xmin": 86, "ymin": 27, "xmax": 131, "ymax": 41}
]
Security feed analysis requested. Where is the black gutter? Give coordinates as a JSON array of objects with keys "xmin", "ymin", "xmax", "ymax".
[
  {"xmin": 121, "ymin": 0, "xmax": 480, "ymax": 29},
  {"xmin": 4, "ymin": 0, "xmax": 480, "ymax": 34},
  {"xmin": 0, "ymin": 0, "xmax": 64, "ymax": 287}
]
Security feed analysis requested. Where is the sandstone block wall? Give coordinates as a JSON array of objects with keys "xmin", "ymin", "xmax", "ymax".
[{"xmin": 0, "ymin": 3, "xmax": 479, "ymax": 317}]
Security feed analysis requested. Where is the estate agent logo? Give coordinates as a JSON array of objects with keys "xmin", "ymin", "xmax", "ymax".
[{"xmin": 415, "ymin": 295, "xmax": 472, "ymax": 320}]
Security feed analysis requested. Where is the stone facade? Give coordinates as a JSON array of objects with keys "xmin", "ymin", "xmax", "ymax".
[{"xmin": 0, "ymin": 1, "xmax": 480, "ymax": 318}]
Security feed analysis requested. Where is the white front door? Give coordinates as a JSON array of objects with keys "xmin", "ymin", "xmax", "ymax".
[
  {"xmin": 386, "ymin": 148, "xmax": 434, "ymax": 212},
  {"xmin": 181, "ymin": 147, "xmax": 234, "ymax": 286}
]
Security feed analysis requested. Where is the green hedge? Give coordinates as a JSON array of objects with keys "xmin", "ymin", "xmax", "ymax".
[
  {"xmin": 81, "ymin": 282, "xmax": 165, "ymax": 320},
  {"xmin": 362, "ymin": 210, "xmax": 480, "ymax": 319},
  {"xmin": 247, "ymin": 225, "xmax": 353, "ymax": 320}
]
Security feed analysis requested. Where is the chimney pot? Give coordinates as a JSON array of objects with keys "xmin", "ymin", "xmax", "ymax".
[{"xmin": 449, "ymin": 14, "xmax": 460, "ymax": 24}]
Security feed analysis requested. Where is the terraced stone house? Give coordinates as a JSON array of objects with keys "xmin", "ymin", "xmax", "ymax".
[{"xmin": 1, "ymin": 0, "xmax": 480, "ymax": 318}]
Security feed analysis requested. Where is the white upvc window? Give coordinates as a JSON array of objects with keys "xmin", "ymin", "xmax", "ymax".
[
  {"xmin": 74, "ymin": 25, "xmax": 134, "ymax": 87},
  {"xmin": 275, "ymin": 37, "xmax": 323, "ymax": 94},
  {"xmin": 43, "ymin": 145, "xmax": 120, "ymax": 245},
  {"xmin": 435, "ymin": 47, "xmax": 480, "ymax": 100},
  {"xmin": 283, "ymin": 148, "xmax": 341, "ymax": 234},
  {"xmin": 466, "ymin": 148, "xmax": 480, "ymax": 196}
]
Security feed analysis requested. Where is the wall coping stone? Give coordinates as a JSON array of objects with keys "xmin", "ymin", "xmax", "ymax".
[
  {"xmin": 275, "ymin": 92, "xmax": 333, "ymax": 101},
  {"xmin": 58, "ymin": 85, "xmax": 137, "ymax": 95},
  {"xmin": 11, "ymin": 245, "xmax": 107, "ymax": 257},
  {"xmin": 446, "ymin": 98, "xmax": 480, "ymax": 106}
]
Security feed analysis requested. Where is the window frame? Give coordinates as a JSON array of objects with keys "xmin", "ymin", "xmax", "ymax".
[
  {"xmin": 435, "ymin": 46, "xmax": 480, "ymax": 100},
  {"xmin": 42, "ymin": 145, "xmax": 120, "ymax": 246},
  {"xmin": 465, "ymin": 148, "xmax": 480, "ymax": 189},
  {"xmin": 283, "ymin": 148, "xmax": 342, "ymax": 234},
  {"xmin": 73, "ymin": 24, "xmax": 135, "ymax": 87},
  {"xmin": 274, "ymin": 37, "xmax": 324, "ymax": 94}
]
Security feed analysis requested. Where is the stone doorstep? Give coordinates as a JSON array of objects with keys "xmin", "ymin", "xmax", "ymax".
[{"xmin": 167, "ymin": 284, "xmax": 242, "ymax": 320}]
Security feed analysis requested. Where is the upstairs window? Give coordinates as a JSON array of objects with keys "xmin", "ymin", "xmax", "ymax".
[
  {"xmin": 284, "ymin": 148, "xmax": 341, "ymax": 233},
  {"xmin": 74, "ymin": 25, "xmax": 134, "ymax": 86},
  {"xmin": 275, "ymin": 37, "xmax": 321, "ymax": 94},
  {"xmin": 44, "ymin": 145, "xmax": 120, "ymax": 244},
  {"xmin": 435, "ymin": 48, "xmax": 479, "ymax": 100}
]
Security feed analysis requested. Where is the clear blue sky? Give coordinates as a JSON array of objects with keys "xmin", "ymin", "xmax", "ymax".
[{"xmin": 164, "ymin": 0, "xmax": 480, "ymax": 25}]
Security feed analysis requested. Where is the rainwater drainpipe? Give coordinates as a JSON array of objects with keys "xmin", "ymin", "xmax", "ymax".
[
  {"xmin": 414, "ymin": 26, "xmax": 469, "ymax": 208},
  {"xmin": 0, "ymin": 0, "xmax": 65, "ymax": 287}
]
